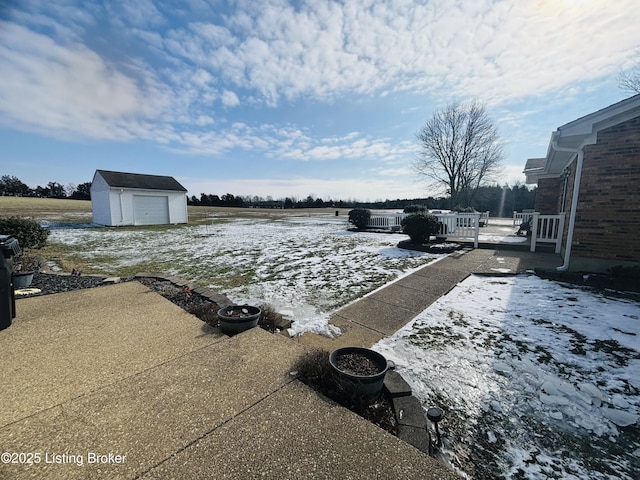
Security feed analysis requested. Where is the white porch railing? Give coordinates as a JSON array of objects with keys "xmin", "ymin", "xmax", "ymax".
[
  {"xmin": 366, "ymin": 212, "xmax": 481, "ymax": 248},
  {"xmin": 513, "ymin": 210, "xmax": 538, "ymax": 227},
  {"xmin": 435, "ymin": 213, "xmax": 481, "ymax": 248},
  {"xmin": 530, "ymin": 213, "xmax": 565, "ymax": 253},
  {"xmin": 366, "ymin": 214, "xmax": 407, "ymax": 229}
]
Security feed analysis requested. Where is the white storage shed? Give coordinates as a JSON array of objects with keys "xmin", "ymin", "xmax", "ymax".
[{"xmin": 91, "ymin": 170, "xmax": 188, "ymax": 226}]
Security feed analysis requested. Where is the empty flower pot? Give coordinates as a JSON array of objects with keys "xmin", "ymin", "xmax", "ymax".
[{"xmin": 217, "ymin": 305, "xmax": 261, "ymax": 335}]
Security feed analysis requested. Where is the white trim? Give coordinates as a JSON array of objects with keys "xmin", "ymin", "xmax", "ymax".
[
  {"xmin": 549, "ymin": 143, "xmax": 584, "ymax": 271},
  {"xmin": 525, "ymin": 94, "xmax": 640, "ymax": 184}
]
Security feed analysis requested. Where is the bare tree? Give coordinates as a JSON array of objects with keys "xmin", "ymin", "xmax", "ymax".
[
  {"xmin": 414, "ymin": 101, "xmax": 504, "ymax": 209},
  {"xmin": 618, "ymin": 49, "xmax": 640, "ymax": 95}
]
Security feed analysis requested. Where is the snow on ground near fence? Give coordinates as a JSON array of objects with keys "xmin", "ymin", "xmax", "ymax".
[
  {"xmin": 374, "ymin": 274, "xmax": 640, "ymax": 480},
  {"xmin": 478, "ymin": 217, "xmax": 529, "ymax": 244},
  {"xmin": 49, "ymin": 216, "xmax": 444, "ymax": 337}
]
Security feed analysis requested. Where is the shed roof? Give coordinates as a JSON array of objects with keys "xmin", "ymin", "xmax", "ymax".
[{"xmin": 95, "ymin": 170, "xmax": 187, "ymax": 192}]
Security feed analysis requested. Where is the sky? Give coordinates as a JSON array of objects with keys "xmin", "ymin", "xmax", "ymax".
[{"xmin": 1, "ymin": 0, "xmax": 638, "ymax": 202}]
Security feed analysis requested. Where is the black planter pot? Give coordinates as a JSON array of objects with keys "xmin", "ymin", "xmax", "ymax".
[
  {"xmin": 13, "ymin": 271, "xmax": 35, "ymax": 289},
  {"xmin": 329, "ymin": 347, "xmax": 389, "ymax": 402},
  {"xmin": 217, "ymin": 305, "xmax": 261, "ymax": 335}
]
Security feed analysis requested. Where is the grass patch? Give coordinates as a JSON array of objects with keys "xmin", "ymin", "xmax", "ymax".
[
  {"xmin": 188, "ymin": 267, "xmax": 257, "ymax": 289},
  {"xmin": 0, "ymin": 198, "xmax": 349, "ymax": 225},
  {"xmin": 0, "ymin": 197, "xmax": 92, "ymax": 217},
  {"xmin": 37, "ymin": 243, "xmax": 93, "ymax": 273}
]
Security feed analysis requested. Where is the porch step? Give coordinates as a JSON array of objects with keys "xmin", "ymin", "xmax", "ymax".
[{"xmin": 476, "ymin": 241, "xmax": 556, "ymax": 253}]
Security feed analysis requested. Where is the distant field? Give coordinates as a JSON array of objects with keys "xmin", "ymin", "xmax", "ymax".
[
  {"xmin": 0, "ymin": 197, "xmax": 355, "ymax": 273},
  {"xmin": 0, "ymin": 197, "xmax": 92, "ymax": 219},
  {"xmin": 0, "ymin": 196, "xmax": 352, "ymax": 223}
]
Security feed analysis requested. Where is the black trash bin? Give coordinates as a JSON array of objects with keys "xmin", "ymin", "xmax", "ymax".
[{"xmin": 0, "ymin": 235, "xmax": 21, "ymax": 331}]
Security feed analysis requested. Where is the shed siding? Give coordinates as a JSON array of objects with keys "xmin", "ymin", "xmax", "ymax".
[{"xmin": 90, "ymin": 173, "xmax": 112, "ymax": 226}]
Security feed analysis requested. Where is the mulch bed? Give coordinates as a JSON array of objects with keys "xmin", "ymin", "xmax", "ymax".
[
  {"xmin": 24, "ymin": 272, "xmax": 285, "ymax": 332},
  {"xmin": 23, "ymin": 272, "xmax": 221, "ymax": 326},
  {"xmin": 293, "ymin": 349, "xmax": 397, "ymax": 435},
  {"xmin": 29, "ymin": 271, "xmax": 116, "ymax": 295}
]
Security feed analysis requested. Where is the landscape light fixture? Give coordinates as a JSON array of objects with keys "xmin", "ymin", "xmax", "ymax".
[{"xmin": 427, "ymin": 406, "xmax": 444, "ymax": 449}]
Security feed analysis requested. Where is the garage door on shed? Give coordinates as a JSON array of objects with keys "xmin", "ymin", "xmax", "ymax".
[{"xmin": 133, "ymin": 195, "xmax": 170, "ymax": 225}]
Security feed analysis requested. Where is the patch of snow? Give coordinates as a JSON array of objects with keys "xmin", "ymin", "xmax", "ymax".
[
  {"xmin": 479, "ymin": 234, "xmax": 527, "ymax": 243},
  {"xmin": 374, "ymin": 274, "xmax": 640, "ymax": 480},
  {"xmin": 625, "ymin": 361, "xmax": 640, "ymax": 389},
  {"xmin": 601, "ymin": 407, "xmax": 638, "ymax": 427}
]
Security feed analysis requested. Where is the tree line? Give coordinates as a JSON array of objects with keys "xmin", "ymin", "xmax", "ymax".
[
  {"xmin": 0, "ymin": 175, "xmax": 91, "ymax": 200},
  {"xmin": 188, "ymin": 183, "xmax": 535, "ymax": 217},
  {"xmin": 1, "ymin": 174, "xmax": 535, "ymax": 217}
]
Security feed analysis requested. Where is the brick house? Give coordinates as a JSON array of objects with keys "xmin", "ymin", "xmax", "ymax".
[{"xmin": 523, "ymin": 94, "xmax": 640, "ymax": 272}]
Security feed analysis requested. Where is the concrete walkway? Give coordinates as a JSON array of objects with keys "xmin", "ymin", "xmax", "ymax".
[
  {"xmin": 0, "ymin": 247, "xmax": 561, "ymax": 479},
  {"xmin": 296, "ymin": 247, "xmax": 562, "ymax": 350}
]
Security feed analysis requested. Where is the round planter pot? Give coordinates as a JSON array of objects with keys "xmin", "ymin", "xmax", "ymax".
[
  {"xmin": 217, "ymin": 305, "xmax": 261, "ymax": 335},
  {"xmin": 329, "ymin": 347, "xmax": 389, "ymax": 402},
  {"xmin": 13, "ymin": 271, "xmax": 35, "ymax": 289}
]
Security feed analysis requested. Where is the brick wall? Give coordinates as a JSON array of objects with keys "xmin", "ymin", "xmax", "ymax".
[
  {"xmin": 572, "ymin": 115, "xmax": 640, "ymax": 262},
  {"xmin": 534, "ymin": 177, "xmax": 563, "ymax": 214}
]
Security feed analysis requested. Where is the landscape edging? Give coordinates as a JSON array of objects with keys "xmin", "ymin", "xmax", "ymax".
[{"xmin": 384, "ymin": 369, "xmax": 433, "ymax": 455}]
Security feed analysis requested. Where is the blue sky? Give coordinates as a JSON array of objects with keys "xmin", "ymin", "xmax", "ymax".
[{"xmin": 1, "ymin": 0, "xmax": 638, "ymax": 202}]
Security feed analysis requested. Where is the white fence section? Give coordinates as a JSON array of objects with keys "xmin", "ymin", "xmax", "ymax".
[
  {"xmin": 530, "ymin": 213, "xmax": 565, "ymax": 254},
  {"xmin": 435, "ymin": 213, "xmax": 481, "ymax": 248},
  {"xmin": 366, "ymin": 214, "xmax": 407, "ymax": 229},
  {"xmin": 366, "ymin": 212, "xmax": 481, "ymax": 248},
  {"xmin": 513, "ymin": 210, "xmax": 538, "ymax": 227}
]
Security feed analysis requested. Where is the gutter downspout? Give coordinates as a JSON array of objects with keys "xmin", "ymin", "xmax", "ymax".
[{"xmin": 551, "ymin": 142, "xmax": 584, "ymax": 271}]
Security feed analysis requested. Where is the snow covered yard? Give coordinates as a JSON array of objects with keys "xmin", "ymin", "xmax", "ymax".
[
  {"xmin": 375, "ymin": 274, "xmax": 640, "ymax": 480},
  {"xmin": 49, "ymin": 215, "xmax": 442, "ymax": 336}
]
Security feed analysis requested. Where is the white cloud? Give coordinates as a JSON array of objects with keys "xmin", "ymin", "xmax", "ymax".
[
  {"xmin": 1, "ymin": 0, "xmax": 638, "ymax": 189},
  {"xmin": 442, "ymin": 1, "xmax": 638, "ymax": 104},
  {"xmin": 116, "ymin": 0, "xmax": 166, "ymax": 28},
  {"xmin": 221, "ymin": 90, "xmax": 240, "ymax": 107},
  {"xmin": 0, "ymin": 22, "xmax": 170, "ymax": 140},
  {"xmin": 157, "ymin": 0, "xmax": 638, "ymax": 106},
  {"xmin": 189, "ymin": 22, "xmax": 236, "ymax": 47},
  {"xmin": 168, "ymin": 121, "xmax": 415, "ymax": 165},
  {"xmin": 495, "ymin": 162, "xmax": 528, "ymax": 187}
]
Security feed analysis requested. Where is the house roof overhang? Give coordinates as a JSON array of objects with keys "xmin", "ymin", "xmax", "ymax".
[{"xmin": 524, "ymin": 94, "xmax": 640, "ymax": 184}]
